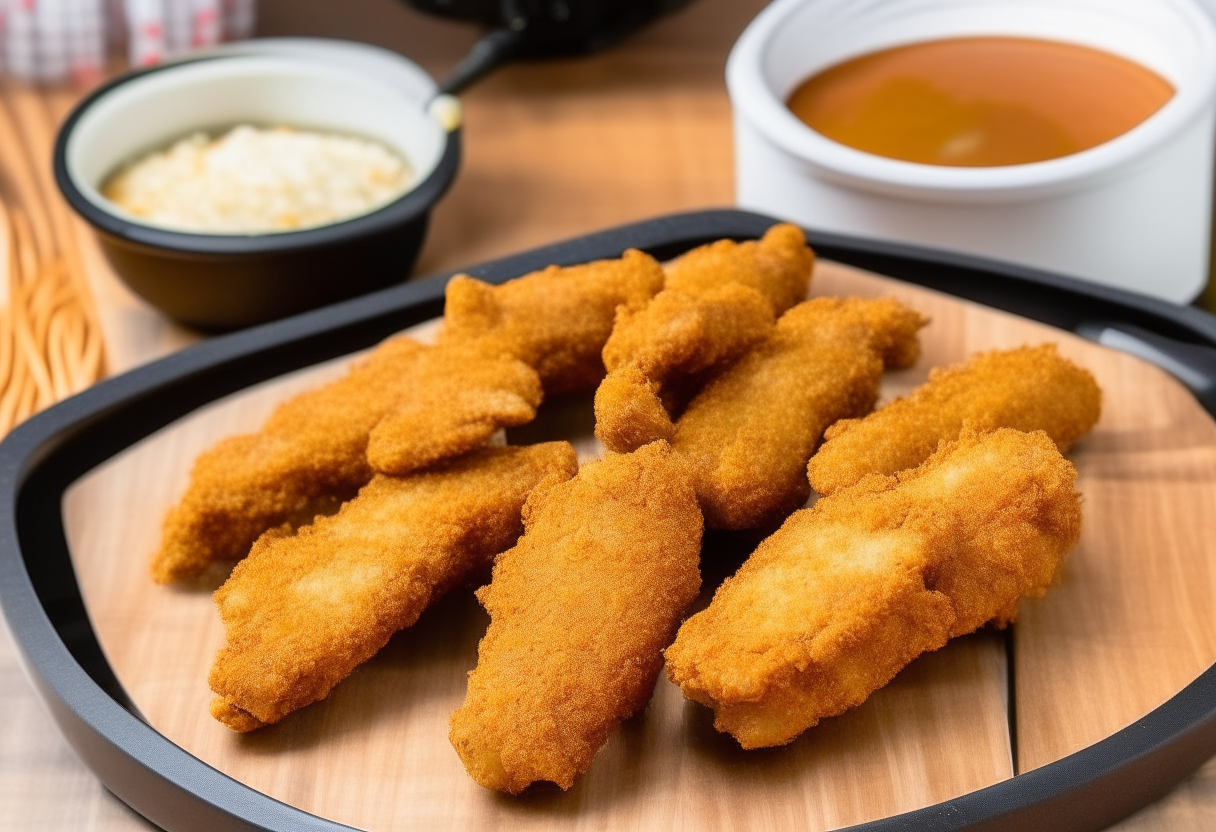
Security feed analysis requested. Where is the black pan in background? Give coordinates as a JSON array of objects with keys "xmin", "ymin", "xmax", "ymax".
[
  {"xmin": 404, "ymin": 0, "xmax": 698, "ymax": 94},
  {"xmin": 2, "ymin": 209, "xmax": 1216, "ymax": 832}
]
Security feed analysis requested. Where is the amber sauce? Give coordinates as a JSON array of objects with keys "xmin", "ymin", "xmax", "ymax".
[{"xmin": 787, "ymin": 37, "xmax": 1174, "ymax": 167}]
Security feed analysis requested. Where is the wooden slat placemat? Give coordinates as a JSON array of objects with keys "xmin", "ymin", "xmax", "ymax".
[
  {"xmin": 1015, "ymin": 361, "xmax": 1216, "ymax": 771},
  {"xmin": 811, "ymin": 266, "xmax": 1216, "ymax": 780},
  {"xmin": 0, "ymin": 82, "xmax": 107, "ymax": 435},
  {"xmin": 57, "ymin": 259, "xmax": 1216, "ymax": 831}
]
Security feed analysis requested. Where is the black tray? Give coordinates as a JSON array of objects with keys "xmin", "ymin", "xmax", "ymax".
[{"xmin": 3, "ymin": 209, "xmax": 1216, "ymax": 832}]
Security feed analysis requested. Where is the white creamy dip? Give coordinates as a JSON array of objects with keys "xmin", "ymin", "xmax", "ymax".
[{"xmin": 101, "ymin": 125, "xmax": 413, "ymax": 234}]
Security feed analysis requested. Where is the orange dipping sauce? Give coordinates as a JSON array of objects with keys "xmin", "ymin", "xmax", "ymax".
[{"xmin": 786, "ymin": 37, "xmax": 1174, "ymax": 167}]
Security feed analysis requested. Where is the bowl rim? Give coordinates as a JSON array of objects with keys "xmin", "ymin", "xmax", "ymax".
[
  {"xmin": 726, "ymin": 0, "xmax": 1216, "ymax": 200},
  {"xmin": 53, "ymin": 48, "xmax": 461, "ymax": 256}
]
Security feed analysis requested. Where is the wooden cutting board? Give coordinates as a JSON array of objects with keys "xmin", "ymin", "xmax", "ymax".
[{"xmin": 61, "ymin": 260, "xmax": 1216, "ymax": 831}]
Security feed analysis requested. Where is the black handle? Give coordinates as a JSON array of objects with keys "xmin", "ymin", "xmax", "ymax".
[
  {"xmin": 1076, "ymin": 321, "xmax": 1216, "ymax": 413},
  {"xmin": 437, "ymin": 27, "xmax": 525, "ymax": 95}
]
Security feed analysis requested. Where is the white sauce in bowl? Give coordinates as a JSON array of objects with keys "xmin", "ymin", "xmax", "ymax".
[{"xmin": 101, "ymin": 125, "xmax": 414, "ymax": 234}]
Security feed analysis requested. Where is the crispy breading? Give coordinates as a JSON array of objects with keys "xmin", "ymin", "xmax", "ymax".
[
  {"xmin": 208, "ymin": 443, "xmax": 578, "ymax": 731},
  {"xmin": 666, "ymin": 428, "xmax": 1081, "ymax": 749},
  {"xmin": 595, "ymin": 284, "xmax": 775, "ymax": 452},
  {"xmin": 592, "ymin": 226, "xmax": 815, "ymax": 454},
  {"xmin": 153, "ymin": 337, "xmax": 422, "ymax": 584},
  {"xmin": 672, "ymin": 296, "xmax": 927, "ymax": 530},
  {"xmin": 602, "ymin": 284, "xmax": 776, "ymax": 379},
  {"xmin": 440, "ymin": 249, "xmax": 665, "ymax": 395},
  {"xmin": 448, "ymin": 441, "xmax": 703, "ymax": 794},
  {"xmin": 366, "ymin": 341, "xmax": 543, "ymax": 475},
  {"xmin": 152, "ymin": 338, "xmax": 545, "ymax": 583},
  {"xmin": 808, "ymin": 344, "xmax": 1102, "ymax": 495},
  {"xmin": 592, "ymin": 364, "xmax": 674, "ymax": 450},
  {"xmin": 662, "ymin": 223, "xmax": 814, "ymax": 316}
]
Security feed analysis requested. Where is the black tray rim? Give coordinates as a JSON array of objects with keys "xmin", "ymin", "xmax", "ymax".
[{"xmin": 2, "ymin": 208, "xmax": 1216, "ymax": 832}]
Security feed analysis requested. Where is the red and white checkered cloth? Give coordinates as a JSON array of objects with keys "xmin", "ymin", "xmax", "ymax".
[{"xmin": 0, "ymin": 0, "xmax": 255, "ymax": 84}]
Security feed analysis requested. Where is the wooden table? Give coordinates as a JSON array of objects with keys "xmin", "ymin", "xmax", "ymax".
[{"xmin": 2, "ymin": 0, "xmax": 1216, "ymax": 828}]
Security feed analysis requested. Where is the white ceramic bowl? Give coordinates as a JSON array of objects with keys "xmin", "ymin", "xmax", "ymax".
[{"xmin": 728, "ymin": 0, "xmax": 1216, "ymax": 302}]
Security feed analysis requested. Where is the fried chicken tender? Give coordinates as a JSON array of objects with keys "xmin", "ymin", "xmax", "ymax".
[
  {"xmin": 153, "ymin": 337, "xmax": 421, "ymax": 583},
  {"xmin": 592, "ymin": 365, "xmax": 674, "ymax": 453},
  {"xmin": 449, "ymin": 441, "xmax": 702, "ymax": 794},
  {"xmin": 662, "ymin": 222, "xmax": 814, "ymax": 316},
  {"xmin": 592, "ymin": 226, "xmax": 815, "ymax": 453},
  {"xmin": 602, "ymin": 284, "xmax": 777, "ymax": 379},
  {"xmin": 366, "ymin": 340, "xmax": 543, "ymax": 475},
  {"xmin": 672, "ymin": 297, "xmax": 927, "ymax": 530},
  {"xmin": 440, "ymin": 249, "xmax": 664, "ymax": 395},
  {"xmin": 666, "ymin": 428, "xmax": 1081, "ymax": 749},
  {"xmin": 808, "ymin": 344, "xmax": 1101, "ymax": 495},
  {"xmin": 595, "ymin": 284, "xmax": 775, "ymax": 452},
  {"xmin": 208, "ymin": 443, "xmax": 577, "ymax": 732},
  {"xmin": 152, "ymin": 338, "xmax": 545, "ymax": 583}
]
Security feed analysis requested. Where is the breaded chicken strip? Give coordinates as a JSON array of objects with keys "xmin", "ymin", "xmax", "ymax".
[
  {"xmin": 662, "ymin": 223, "xmax": 814, "ymax": 317},
  {"xmin": 592, "ymin": 365, "xmax": 674, "ymax": 454},
  {"xmin": 666, "ymin": 428, "xmax": 1081, "ymax": 749},
  {"xmin": 808, "ymin": 344, "xmax": 1101, "ymax": 495},
  {"xmin": 591, "ymin": 226, "xmax": 815, "ymax": 453},
  {"xmin": 153, "ymin": 338, "xmax": 544, "ymax": 583},
  {"xmin": 595, "ymin": 284, "xmax": 775, "ymax": 452},
  {"xmin": 440, "ymin": 249, "xmax": 664, "ymax": 395},
  {"xmin": 602, "ymin": 284, "xmax": 776, "ymax": 381},
  {"xmin": 449, "ymin": 441, "xmax": 702, "ymax": 794},
  {"xmin": 153, "ymin": 337, "xmax": 421, "ymax": 584},
  {"xmin": 673, "ymin": 297, "xmax": 927, "ymax": 530},
  {"xmin": 366, "ymin": 340, "xmax": 543, "ymax": 475},
  {"xmin": 208, "ymin": 443, "xmax": 577, "ymax": 732}
]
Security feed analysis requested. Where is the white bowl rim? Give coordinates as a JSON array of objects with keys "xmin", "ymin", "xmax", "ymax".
[{"xmin": 726, "ymin": 0, "xmax": 1216, "ymax": 201}]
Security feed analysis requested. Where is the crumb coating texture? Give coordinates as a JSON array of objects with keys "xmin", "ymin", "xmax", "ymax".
[
  {"xmin": 440, "ymin": 249, "xmax": 665, "ymax": 395},
  {"xmin": 663, "ymin": 222, "xmax": 814, "ymax": 316},
  {"xmin": 667, "ymin": 428, "xmax": 1081, "ymax": 748},
  {"xmin": 673, "ymin": 296, "xmax": 927, "ymax": 529},
  {"xmin": 809, "ymin": 343, "xmax": 1101, "ymax": 494},
  {"xmin": 366, "ymin": 340, "xmax": 543, "ymax": 475},
  {"xmin": 209, "ymin": 443, "xmax": 577, "ymax": 730},
  {"xmin": 154, "ymin": 337, "xmax": 424, "ymax": 583},
  {"xmin": 595, "ymin": 284, "xmax": 775, "ymax": 453},
  {"xmin": 449, "ymin": 441, "xmax": 703, "ymax": 793}
]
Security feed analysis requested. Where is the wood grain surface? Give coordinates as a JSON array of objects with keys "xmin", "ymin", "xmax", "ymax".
[
  {"xmin": 3, "ymin": 0, "xmax": 1216, "ymax": 829},
  {"xmin": 52, "ymin": 260, "xmax": 1216, "ymax": 832},
  {"xmin": 813, "ymin": 267, "xmax": 1216, "ymax": 783}
]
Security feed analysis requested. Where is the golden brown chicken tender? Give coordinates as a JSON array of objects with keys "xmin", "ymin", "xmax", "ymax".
[
  {"xmin": 448, "ymin": 441, "xmax": 702, "ymax": 794},
  {"xmin": 153, "ymin": 337, "xmax": 421, "ymax": 584},
  {"xmin": 592, "ymin": 226, "xmax": 815, "ymax": 454},
  {"xmin": 662, "ymin": 222, "xmax": 814, "ymax": 316},
  {"xmin": 152, "ymin": 338, "xmax": 545, "ymax": 583},
  {"xmin": 807, "ymin": 344, "xmax": 1101, "ymax": 495},
  {"xmin": 672, "ymin": 296, "xmax": 927, "ymax": 530},
  {"xmin": 595, "ymin": 284, "xmax": 775, "ymax": 452},
  {"xmin": 440, "ymin": 249, "xmax": 664, "ymax": 395},
  {"xmin": 591, "ymin": 364, "xmax": 674, "ymax": 452},
  {"xmin": 666, "ymin": 428, "xmax": 1081, "ymax": 749},
  {"xmin": 208, "ymin": 442, "xmax": 577, "ymax": 732},
  {"xmin": 602, "ymin": 283, "xmax": 776, "ymax": 379},
  {"xmin": 366, "ymin": 341, "xmax": 543, "ymax": 475}
]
